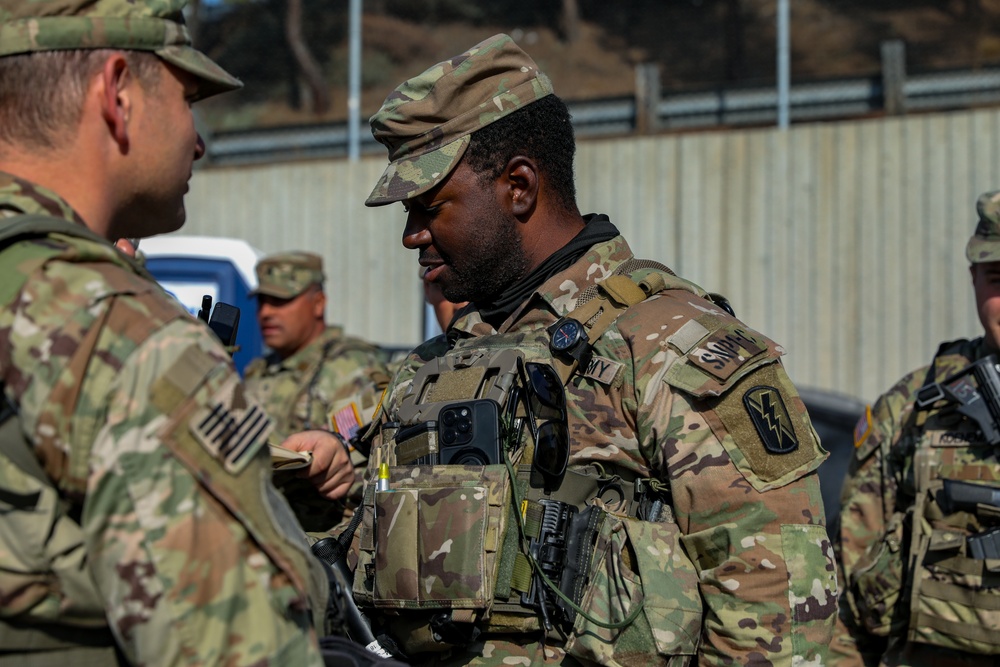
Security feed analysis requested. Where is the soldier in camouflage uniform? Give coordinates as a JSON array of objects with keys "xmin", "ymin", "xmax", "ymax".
[
  {"xmin": 348, "ymin": 33, "xmax": 837, "ymax": 666},
  {"xmin": 245, "ymin": 251, "xmax": 390, "ymax": 529},
  {"xmin": 245, "ymin": 251, "xmax": 390, "ymax": 443},
  {"xmin": 833, "ymin": 192, "xmax": 1000, "ymax": 666},
  {"xmin": 0, "ymin": 2, "xmax": 353, "ymax": 665}
]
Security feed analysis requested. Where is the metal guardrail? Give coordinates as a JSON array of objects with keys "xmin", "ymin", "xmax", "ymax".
[{"xmin": 203, "ymin": 66, "xmax": 1000, "ymax": 167}]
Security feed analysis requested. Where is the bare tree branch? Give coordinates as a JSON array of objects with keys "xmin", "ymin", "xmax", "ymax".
[{"xmin": 285, "ymin": 0, "xmax": 331, "ymax": 114}]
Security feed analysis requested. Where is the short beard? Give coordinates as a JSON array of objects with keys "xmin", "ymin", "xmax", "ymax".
[{"xmin": 442, "ymin": 208, "xmax": 530, "ymax": 304}]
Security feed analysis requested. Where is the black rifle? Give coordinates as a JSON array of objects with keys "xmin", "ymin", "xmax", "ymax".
[
  {"xmin": 941, "ymin": 478, "xmax": 1000, "ymax": 515},
  {"xmin": 915, "ymin": 355, "xmax": 1000, "ymax": 445},
  {"xmin": 940, "ymin": 479, "xmax": 1000, "ymax": 559}
]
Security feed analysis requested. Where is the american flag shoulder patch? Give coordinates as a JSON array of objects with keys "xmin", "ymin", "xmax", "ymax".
[
  {"xmin": 853, "ymin": 405, "xmax": 873, "ymax": 448},
  {"xmin": 330, "ymin": 402, "xmax": 362, "ymax": 443},
  {"xmin": 191, "ymin": 401, "xmax": 273, "ymax": 473}
]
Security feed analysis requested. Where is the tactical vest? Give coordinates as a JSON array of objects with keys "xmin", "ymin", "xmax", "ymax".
[
  {"xmin": 849, "ymin": 340, "xmax": 1000, "ymax": 655},
  {"xmin": 0, "ymin": 216, "xmax": 328, "ymax": 664},
  {"xmin": 352, "ymin": 261, "xmax": 727, "ymax": 661}
]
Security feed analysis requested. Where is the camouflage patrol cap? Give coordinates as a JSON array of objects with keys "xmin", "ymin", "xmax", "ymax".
[
  {"xmin": 966, "ymin": 190, "xmax": 1000, "ymax": 263},
  {"xmin": 0, "ymin": 0, "xmax": 241, "ymax": 100},
  {"xmin": 252, "ymin": 252, "xmax": 325, "ymax": 299},
  {"xmin": 365, "ymin": 33, "xmax": 554, "ymax": 207}
]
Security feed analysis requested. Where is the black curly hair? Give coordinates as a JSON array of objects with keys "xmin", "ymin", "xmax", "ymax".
[{"xmin": 463, "ymin": 94, "xmax": 577, "ymax": 213}]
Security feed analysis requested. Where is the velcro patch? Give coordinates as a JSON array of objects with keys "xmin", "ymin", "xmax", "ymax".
[
  {"xmin": 687, "ymin": 324, "xmax": 766, "ymax": 382},
  {"xmin": 581, "ymin": 355, "xmax": 623, "ymax": 386},
  {"xmin": 710, "ymin": 363, "xmax": 822, "ymax": 486},
  {"xmin": 743, "ymin": 386, "xmax": 798, "ymax": 454},
  {"xmin": 853, "ymin": 406, "xmax": 872, "ymax": 448},
  {"xmin": 191, "ymin": 396, "xmax": 272, "ymax": 474}
]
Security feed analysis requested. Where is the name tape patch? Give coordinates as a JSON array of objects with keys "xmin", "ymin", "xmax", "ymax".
[
  {"xmin": 581, "ymin": 355, "xmax": 624, "ymax": 386},
  {"xmin": 688, "ymin": 325, "xmax": 766, "ymax": 382}
]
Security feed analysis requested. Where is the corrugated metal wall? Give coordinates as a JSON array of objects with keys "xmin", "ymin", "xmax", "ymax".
[{"xmin": 183, "ymin": 106, "xmax": 1000, "ymax": 403}]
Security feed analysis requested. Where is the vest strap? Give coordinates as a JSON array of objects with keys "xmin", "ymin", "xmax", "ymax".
[{"xmin": 0, "ymin": 617, "xmax": 119, "ymax": 661}]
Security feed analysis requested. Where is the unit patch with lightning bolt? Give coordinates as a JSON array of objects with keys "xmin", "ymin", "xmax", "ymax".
[
  {"xmin": 743, "ymin": 386, "xmax": 798, "ymax": 454},
  {"xmin": 706, "ymin": 361, "xmax": 824, "ymax": 488}
]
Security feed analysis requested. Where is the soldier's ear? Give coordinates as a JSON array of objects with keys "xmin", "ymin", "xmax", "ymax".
[
  {"xmin": 313, "ymin": 289, "xmax": 327, "ymax": 319},
  {"xmin": 97, "ymin": 53, "xmax": 135, "ymax": 151},
  {"xmin": 504, "ymin": 156, "xmax": 538, "ymax": 219}
]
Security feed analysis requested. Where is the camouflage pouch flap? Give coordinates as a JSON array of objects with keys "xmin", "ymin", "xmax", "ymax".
[
  {"xmin": 663, "ymin": 317, "xmax": 780, "ymax": 398},
  {"xmin": 565, "ymin": 512, "xmax": 701, "ymax": 663},
  {"xmin": 364, "ymin": 463, "xmax": 511, "ymax": 612}
]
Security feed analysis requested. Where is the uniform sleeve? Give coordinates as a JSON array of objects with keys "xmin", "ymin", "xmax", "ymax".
[
  {"xmin": 833, "ymin": 376, "xmax": 915, "ymax": 664},
  {"xmin": 645, "ymin": 358, "xmax": 836, "ymax": 666},
  {"xmin": 81, "ymin": 314, "xmax": 326, "ymax": 667}
]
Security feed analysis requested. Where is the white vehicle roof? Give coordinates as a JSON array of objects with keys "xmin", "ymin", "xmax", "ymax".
[{"xmin": 140, "ymin": 235, "xmax": 262, "ymax": 289}]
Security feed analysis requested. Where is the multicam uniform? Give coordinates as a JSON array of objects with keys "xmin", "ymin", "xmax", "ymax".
[
  {"xmin": 354, "ymin": 228, "xmax": 838, "ymax": 666},
  {"xmin": 835, "ymin": 337, "xmax": 1000, "ymax": 666},
  {"xmin": 0, "ymin": 173, "xmax": 328, "ymax": 666},
  {"xmin": 245, "ymin": 328, "xmax": 389, "ymax": 531},
  {"xmin": 244, "ymin": 326, "xmax": 389, "ymax": 443}
]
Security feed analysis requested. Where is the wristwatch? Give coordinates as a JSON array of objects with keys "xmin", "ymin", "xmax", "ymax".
[{"xmin": 549, "ymin": 317, "xmax": 590, "ymax": 365}]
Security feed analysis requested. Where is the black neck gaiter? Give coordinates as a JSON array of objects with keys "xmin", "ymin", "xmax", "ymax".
[{"xmin": 476, "ymin": 214, "xmax": 620, "ymax": 328}]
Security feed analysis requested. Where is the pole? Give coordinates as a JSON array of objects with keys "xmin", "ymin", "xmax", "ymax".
[
  {"xmin": 777, "ymin": 0, "xmax": 790, "ymax": 129},
  {"xmin": 348, "ymin": 0, "xmax": 362, "ymax": 161}
]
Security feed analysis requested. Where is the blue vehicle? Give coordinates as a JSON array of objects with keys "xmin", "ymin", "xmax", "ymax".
[{"xmin": 141, "ymin": 235, "xmax": 264, "ymax": 376}]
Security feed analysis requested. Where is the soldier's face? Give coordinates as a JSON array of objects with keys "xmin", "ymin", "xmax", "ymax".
[
  {"xmin": 257, "ymin": 287, "xmax": 326, "ymax": 358},
  {"xmin": 402, "ymin": 160, "xmax": 530, "ymax": 304},
  {"xmin": 973, "ymin": 261, "xmax": 1000, "ymax": 351},
  {"xmin": 122, "ymin": 62, "xmax": 205, "ymax": 237}
]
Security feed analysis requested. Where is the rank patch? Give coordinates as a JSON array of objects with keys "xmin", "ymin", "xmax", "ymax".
[
  {"xmin": 191, "ymin": 401, "xmax": 272, "ymax": 473},
  {"xmin": 743, "ymin": 386, "xmax": 798, "ymax": 454}
]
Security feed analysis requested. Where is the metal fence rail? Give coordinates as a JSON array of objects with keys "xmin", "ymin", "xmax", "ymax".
[{"xmin": 204, "ymin": 59, "xmax": 1000, "ymax": 167}]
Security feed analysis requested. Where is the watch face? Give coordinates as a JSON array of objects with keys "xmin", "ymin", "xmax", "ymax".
[{"xmin": 552, "ymin": 319, "xmax": 583, "ymax": 351}]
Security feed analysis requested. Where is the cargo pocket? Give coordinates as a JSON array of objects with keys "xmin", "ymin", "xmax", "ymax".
[
  {"xmin": 848, "ymin": 512, "xmax": 907, "ymax": 637},
  {"xmin": 908, "ymin": 527, "xmax": 1000, "ymax": 654},
  {"xmin": 565, "ymin": 513, "xmax": 701, "ymax": 667},
  {"xmin": 781, "ymin": 524, "xmax": 838, "ymax": 657}
]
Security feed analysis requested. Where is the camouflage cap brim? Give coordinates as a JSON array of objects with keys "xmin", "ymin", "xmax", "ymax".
[
  {"xmin": 249, "ymin": 284, "xmax": 303, "ymax": 300},
  {"xmin": 966, "ymin": 236, "xmax": 1000, "ymax": 264},
  {"xmin": 157, "ymin": 44, "xmax": 242, "ymax": 100},
  {"xmin": 0, "ymin": 15, "xmax": 241, "ymax": 100},
  {"xmin": 365, "ymin": 135, "xmax": 470, "ymax": 207}
]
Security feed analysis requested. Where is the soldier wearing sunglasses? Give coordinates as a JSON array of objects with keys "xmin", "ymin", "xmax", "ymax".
[{"xmin": 350, "ymin": 33, "xmax": 836, "ymax": 666}]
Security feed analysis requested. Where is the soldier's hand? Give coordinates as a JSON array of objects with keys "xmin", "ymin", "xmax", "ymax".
[{"xmin": 279, "ymin": 430, "xmax": 354, "ymax": 500}]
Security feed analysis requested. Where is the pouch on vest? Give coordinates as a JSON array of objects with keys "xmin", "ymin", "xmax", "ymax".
[
  {"xmin": 352, "ymin": 463, "xmax": 513, "ymax": 655},
  {"xmin": 353, "ymin": 350, "xmax": 526, "ymax": 654},
  {"xmin": 907, "ymin": 476, "xmax": 1000, "ymax": 654},
  {"xmin": 563, "ymin": 511, "xmax": 702, "ymax": 664}
]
